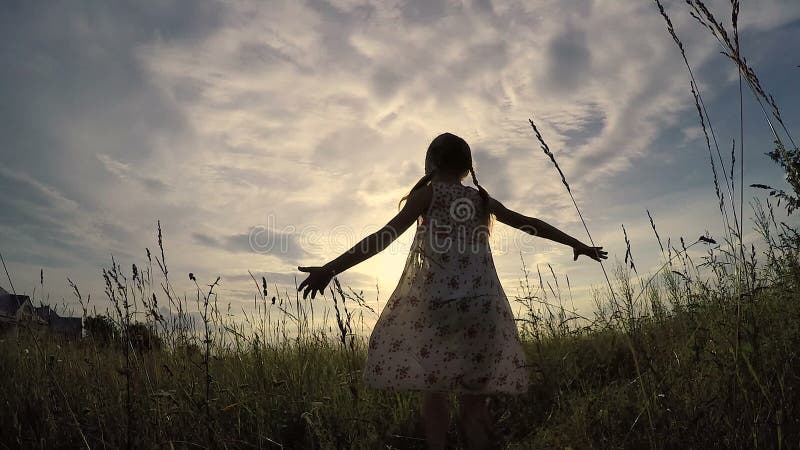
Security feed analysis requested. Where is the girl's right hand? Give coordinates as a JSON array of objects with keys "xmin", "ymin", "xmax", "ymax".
[
  {"xmin": 573, "ymin": 244, "xmax": 608, "ymax": 262},
  {"xmin": 297, "ymin": 265, "xmax": 336, "ymax": 299}
]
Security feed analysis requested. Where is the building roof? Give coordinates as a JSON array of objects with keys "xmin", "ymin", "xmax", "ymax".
[
  {"xmin": 35, "ymin": 305, "xmax": 56, "ymax": 323},
  {"xmin": 0, "ymin": 293, "xmax": 31, "ymax": 317},
  {"xmin": 50, "ymin": 316, "xmax": 82, "ymax": 336}
]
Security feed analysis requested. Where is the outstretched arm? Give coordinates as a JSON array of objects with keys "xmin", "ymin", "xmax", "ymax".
[
  {"xmin": 489, "ymin": 197, "xmax": 607, "ymax": 262},
  {"xmin": 297, "ymin": 185, "xmax": 433, "ymax": 299}
]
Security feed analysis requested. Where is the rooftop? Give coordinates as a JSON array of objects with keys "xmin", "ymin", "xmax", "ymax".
[{"xmin": 0, "ymin": 292, "xmax": 31, "ymax": 317}]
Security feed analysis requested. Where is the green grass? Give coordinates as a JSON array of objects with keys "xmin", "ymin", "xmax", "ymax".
[{"xmin": 1, "ymin": 246, "xmax": 798, "ymax": 449}]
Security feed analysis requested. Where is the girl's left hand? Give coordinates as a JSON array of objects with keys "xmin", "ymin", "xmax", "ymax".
[
  {"xmin": 297, "ymin": 265, "xmax": 335, "ymax": 299},
  {"xmin": 573, "ymin": 245, "xmax": 608, "ymax": 262}
]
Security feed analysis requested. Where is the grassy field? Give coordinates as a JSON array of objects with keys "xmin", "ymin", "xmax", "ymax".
[
  {"xmin": 2, "ymin": 0, "xmax": 800, "ymax": 448},
  {"xmin": 0, "ymin": 205, "xmax": 798, "ymax": 450},
  {"xmin": 0, "ymin": 258, "xmax": 799, "ymax": 449}
]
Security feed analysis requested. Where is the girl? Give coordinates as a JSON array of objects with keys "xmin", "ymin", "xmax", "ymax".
[{"xmin": 298, "ymin": 132, "xmax": 607, "ymax": 450}]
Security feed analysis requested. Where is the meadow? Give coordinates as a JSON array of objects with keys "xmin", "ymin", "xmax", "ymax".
[
  {"xmin": 0, "ymin": 213, "xmax": 797, "ymax": 450},
  {"xmin": 1, "ymin": 1, "xmax": 799, "ymax": 449}
]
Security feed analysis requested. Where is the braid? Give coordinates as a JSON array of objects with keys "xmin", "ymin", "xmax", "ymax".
[
  {"xmin": 469, "ymin": 166, "xmax": 492, "ymax": 229},
  {"xmin": 398, "ymin": 170, "xmax": 436, "ymax": 210}
]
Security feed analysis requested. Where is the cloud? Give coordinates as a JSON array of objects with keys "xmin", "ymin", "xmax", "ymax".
[
  {"xmin": 0, "ymin": 1, "xmax": 218, "ymax": 260},
  {"xmin": 2, "ymin": 0, "xmax": 799, "ymax": 318},
  {"xmin": 542, "ymin": 26, "xmax": 592, "ymax": 93},
  {"xmin": 543, "ymin": 102, "xmax": 606, "ymax": 150},
  {"xmin": 401, "ymin": 0, "xmax": 448, "ymax": 25},
  {"xmin": 370, "ymin": 66, "xmax": 406, "ymax": 99},
  {"xmin": 97, "ymin": 154, "xmax": 170, "ymax": 194},
  {"xmin": 0, "ymin": 167, "xmax": 133, "ymax": 268},
  {"xmin": 472, "ymin": 148, "xmax": 513, "ymax": 201},
  {"xmin": 192, "ymin": 229, "xmax": 310, "ymax": 262}
]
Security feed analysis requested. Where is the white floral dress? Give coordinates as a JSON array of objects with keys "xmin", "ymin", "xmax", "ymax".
[{"xmin": 363, "ymin": 181, "xmax": 530, "ymax": 394}]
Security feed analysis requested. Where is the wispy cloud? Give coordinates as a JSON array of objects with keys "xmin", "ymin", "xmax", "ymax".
[
  {"xmin": 192, "ymin": 230, "xmax": 309, "ymax": 262},
  {"xmin": 2, "ymin": 0, "xmax": 798, "ymax": 315},
  {"xmin": 97, "ymin": 154, "xmax": 170, "ymax": 194}
]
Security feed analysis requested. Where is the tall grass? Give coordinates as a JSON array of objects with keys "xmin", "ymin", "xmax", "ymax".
[{"xmin": 4, "ymin": 214, "xmax": 797, "ymax": 449}]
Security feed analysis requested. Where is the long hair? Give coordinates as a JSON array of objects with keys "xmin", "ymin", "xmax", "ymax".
[{"xmin": 399, "ymin": 133, "xmax": 493, "ymax": 231}]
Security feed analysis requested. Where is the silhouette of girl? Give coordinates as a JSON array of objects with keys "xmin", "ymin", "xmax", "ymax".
[{"xmin": 298, "ymin": 132, "xmax": 607, "ymax": 450}]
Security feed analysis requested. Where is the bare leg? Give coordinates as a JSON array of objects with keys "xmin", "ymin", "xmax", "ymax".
[
  {"xmin": 421, "ymin": 392, "xmax": 450, "ymax": 450},
  {"xmin": 458, "ymin": 393, "xmax": 491, "ymax": 450}
]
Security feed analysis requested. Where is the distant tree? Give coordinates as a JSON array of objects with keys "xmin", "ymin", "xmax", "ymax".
[
  {"xmin": 84, "ymin": 315, "xmax": 118, "ymax": 345},
  {"xmin": 178, "ymin": 341, "xmax": 202, "ymax": 360},
  {"xmin": 126, "ymin": 322, "xmax": 162, "ymax": 352}
]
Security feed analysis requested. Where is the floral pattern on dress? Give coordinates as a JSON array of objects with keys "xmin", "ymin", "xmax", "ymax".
[{"xmin": 363, "ymin": 181, "xmax": 530, "ymax": 394}]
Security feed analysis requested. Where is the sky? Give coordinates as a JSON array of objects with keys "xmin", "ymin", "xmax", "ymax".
[{"xmin": 1, "ymin": 0, "xmax": 799, "ymax": 334}]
